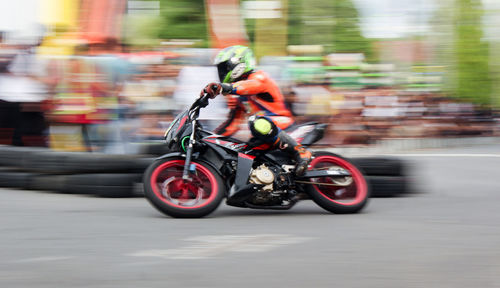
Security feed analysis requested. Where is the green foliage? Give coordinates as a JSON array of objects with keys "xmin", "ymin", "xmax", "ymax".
[
  {"xmin": 125, "ymin": 0, "xmax": 374, "ymax": 59},
  {"xmin": 453, "ymin": 0, "xmax": 492, "ymax": 106},
  {"xmin": 287, "ymin": 0, "xmax": 302, "ymax": 46},
  {"xmin": 123, "ymin": 14, "xmax": 165, "ymax": 47},
  {"xmin": 159, "ymin": 0, "xmax": 208, "ymax": 46},
  {"xmin": 331, "ymin": 0, "xmax": 373, "ymax": 59},
  {"xmin": 287, "ymin": 0, "xmax": 375, "ymax": 60},
  {"xmin": 288, "ymin": 0, "xmax": 334, "ymax": 49}
]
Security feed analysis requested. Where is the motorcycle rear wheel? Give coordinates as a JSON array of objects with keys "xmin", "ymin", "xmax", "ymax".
[
  {"xmin": 304, "ymin": 152, "xmax": 370, "ymax": 214},
  {"xmin": 143, "ymin": 157, "xmax": 225, "ymax": 218}
]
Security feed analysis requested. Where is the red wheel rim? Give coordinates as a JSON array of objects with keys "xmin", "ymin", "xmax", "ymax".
[
  {"xmin": 150, "ymin": 160, "xmax": 218, "ymax": 209},
  {"xmin": 309, "ymin": 155, "xmax": 368, "ymax": 206}
]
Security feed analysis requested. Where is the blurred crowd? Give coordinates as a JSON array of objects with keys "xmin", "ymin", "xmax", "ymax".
[
  {"xmin": 0, "ymin": 39, "xmax": 498, "ymax": 152},
  {"xmin": 301, "ymin": 89, "xmax": 497, "ymax": 146}
]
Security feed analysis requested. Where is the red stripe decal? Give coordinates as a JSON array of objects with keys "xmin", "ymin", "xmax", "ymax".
[
  {"xmin": 176, "ymin": 116, "xmax": 188, "ymax": 133},
  {"xmin": 238, "ymin": 153, "xmax": 255, "ymax": 160}
]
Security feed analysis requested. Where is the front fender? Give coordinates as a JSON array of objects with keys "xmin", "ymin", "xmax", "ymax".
[
  {"xmin": 154, "ymin": 151, "xmax": 224, "ymax": 184},
  {"xmin": 155, "ymin": 151, "xmax": 185, "ymax": 161}
]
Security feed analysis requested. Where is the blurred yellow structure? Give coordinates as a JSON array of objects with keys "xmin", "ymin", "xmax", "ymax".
[
  {"xmin": 39, "ymin": 0, "xmax": 79, "ymax": 28},
  {"xmin": 38, "ymin": 0, "xmax": 80, "ymax": 55}
]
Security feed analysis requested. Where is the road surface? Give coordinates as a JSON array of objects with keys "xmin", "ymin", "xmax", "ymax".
[{"xmin": 1, "ymin": 145, "xmax": 500, "ymax": 288}]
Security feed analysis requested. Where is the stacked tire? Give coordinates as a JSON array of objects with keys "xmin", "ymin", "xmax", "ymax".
[
  {"xmin": 350, "ymin": 157, "xmax": 410, "ymax": 197},
  {"xmin": 0, "ymin": 145, "xmax": 150, "ymax": 197}
]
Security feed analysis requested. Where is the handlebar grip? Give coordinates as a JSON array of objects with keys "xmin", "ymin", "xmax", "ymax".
[{"xmin": 199, "ymin": 94, "xmax": 210, "ymax": 108}]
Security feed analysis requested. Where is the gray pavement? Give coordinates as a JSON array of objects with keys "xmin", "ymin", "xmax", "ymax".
[{"xmin": 1, "ymin": 144, "xmax": 500, "ymax": 287}]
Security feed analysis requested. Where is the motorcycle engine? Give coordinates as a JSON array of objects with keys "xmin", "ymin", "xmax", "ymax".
[
  {"xmin": 249, "ymin": 164, "xmax": 275, "ymax": 192},
  {"xmin": 248, "ymin": 164, "xmax": 281, "ymax": 205}
]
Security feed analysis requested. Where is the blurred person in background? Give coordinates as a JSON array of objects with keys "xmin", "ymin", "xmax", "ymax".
[
  {"xmin": 200, "ymin": 45, "xmax": 311, "ymax": 176},
  {"xmin": 0, "ymin": 39, "xmax": 52, "ymax": 147},
  {"xmin": 86, "ymin": 38, "xmax": 137, "ymax": 153}
]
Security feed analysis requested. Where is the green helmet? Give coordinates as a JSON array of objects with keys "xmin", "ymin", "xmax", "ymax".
[{"xmin": 213, "ymin": 45, "xmax": 256, "ymax": 83}]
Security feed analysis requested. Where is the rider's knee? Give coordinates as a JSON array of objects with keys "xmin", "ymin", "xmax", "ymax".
[{"xmin": 248, "ymin": 115, "xmax": 279, "ymax": 140}]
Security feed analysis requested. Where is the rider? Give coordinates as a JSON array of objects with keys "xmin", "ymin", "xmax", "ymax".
[{"xmin": 200, "ymin": 45, "xmax": 311, "ymax": 176}]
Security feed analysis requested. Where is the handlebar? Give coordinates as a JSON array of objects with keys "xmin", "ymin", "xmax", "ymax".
[
  {"xmin": 188, "ymin": 93, "xmax": 210, "ymax": 120},
  {"xmin": 210, "ymin": 84, "xmax": 219, "ymax": 92}
]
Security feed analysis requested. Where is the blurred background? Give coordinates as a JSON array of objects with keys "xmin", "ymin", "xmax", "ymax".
[{"xmin": 0, "ymin": 0, "xmax": 499, "ymax": 152}]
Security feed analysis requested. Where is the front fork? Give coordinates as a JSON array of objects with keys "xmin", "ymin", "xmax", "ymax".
[{"xmin": 182, "ymin": 120, "xmax": 197, "ymax": 180}]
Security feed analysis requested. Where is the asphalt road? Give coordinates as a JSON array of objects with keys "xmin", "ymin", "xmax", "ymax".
[{"xmin": 1, "ymin": 145, "xmax": 500, "ymax": 288}]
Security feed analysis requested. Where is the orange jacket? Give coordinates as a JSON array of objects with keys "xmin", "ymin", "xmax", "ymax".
[{"xmin": 215, "ymin": 71, "xmax": 294, "ymax": 136}]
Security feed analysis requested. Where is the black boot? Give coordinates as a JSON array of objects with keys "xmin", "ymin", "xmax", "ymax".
[{"xmin": 273, "ymin": 131, "xmax": 312, "ymax": 176}]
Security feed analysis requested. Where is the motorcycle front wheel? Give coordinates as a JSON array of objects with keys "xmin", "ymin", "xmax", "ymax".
[
  {"xmin": 143, "ymin": 157, "xmax": 225, "ymax": 218},
  {"xmin": 304, "ymin": 152, "xmax": 370, "ymax": 214}
]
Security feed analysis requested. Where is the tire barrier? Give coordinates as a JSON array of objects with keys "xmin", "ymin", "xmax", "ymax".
[
  {"xmin": 0, "ymin": 145, "xmax": 411, "ymax": 198},
  {"xmin": 2, "ymin": 150, "xmax": 150, "ymax": 174},
  {"xmin": 351, "ymin": 157, "xmax": 405, "ymax": 177},
  {"xmin": 28, "ymin": 175, "xmax": 66, "ymax": 192},
  {"xmin": 0, "ymin": 146, "xmax": 48, "ymax": 167},
  {"xmin": 0, "ymin": 145, "xmax": 148, "ymax": 197},
  {"xmin": 350, "ymin": 157, "xmax": 411, "ymax": 197},
  {"xmin": 365, "ymin": 176, "xmax": 409, "ymax": 197},
  {"xmin": 63, "ymin": 173, "xmax": 144, "ymax": 197},
  {"xmin": 0, "ymin": 169, "xmax": 37, "ymax": 190},
  {"xmin": 27, "ymin": 173, "xmax": 144, "ymax": 197}
]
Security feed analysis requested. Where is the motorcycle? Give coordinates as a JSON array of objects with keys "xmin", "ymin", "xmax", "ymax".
[{"xmin": 143, "ymin": 93, "xmax": 370, "ymax": 218}]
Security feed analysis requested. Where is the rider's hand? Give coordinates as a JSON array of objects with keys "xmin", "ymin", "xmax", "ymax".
[{"xmin": 200, "ymin": 83, "xmax": 222, "ymax": 99}]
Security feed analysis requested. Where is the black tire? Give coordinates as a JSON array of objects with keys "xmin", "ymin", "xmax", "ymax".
[
  {"xmin": 350, "ymin": 157, "xmax": 405, "ymax": 176},
  {"xmin": 67, "ymin": 185, "xmax": 135, "ymax": 198},
  {"xmin": 0, "ymin": 170, "xmax": 35, "ymax": 189},
  {"xmin": 304, "ymin": 152, "xmax": 370, "ymax": 214},
  {"xmin": 62, "ymin": 153, "xmax": 147, "ymax": 174},
  {"xmin": 0, "ymin": 145, "xmax": 47, "ymax": 168},
  {"xmin": 143, "ymin": 157, "xmax": 225, "ymax": 218},
  {"xmin": 367, "ymin": 175, "xmax": 408, "ymax": 197},
  {"xmin": 28, "ymin": 175, "xmax": 67, "ymax": 192},
  {"xmin": 21, "ymin": 151, "xmax": 148, "ymax": 174},
  {"xmin": 64, "ymin": 173, "xmax": 143, "ymax": 197},
  {"xmin": 22, "ymin": 151, "xmax": 69, "ymax": 173}
]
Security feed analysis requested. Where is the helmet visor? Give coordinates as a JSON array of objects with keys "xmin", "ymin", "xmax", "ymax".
[{"xmin": 216, "ymin": 61, "xmax": 232, "ymax": 83}]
